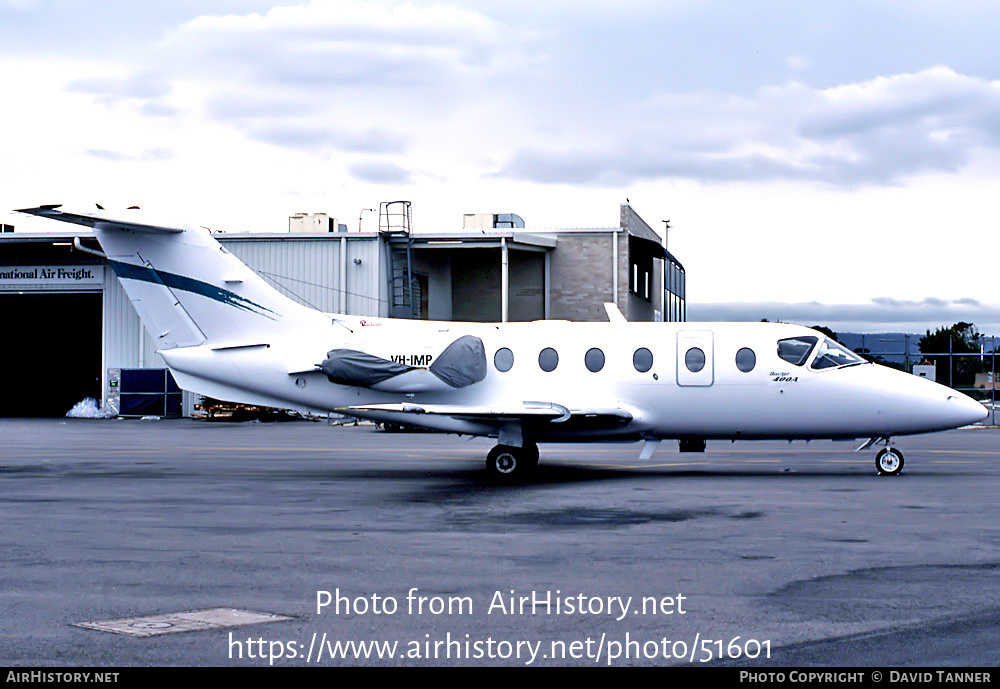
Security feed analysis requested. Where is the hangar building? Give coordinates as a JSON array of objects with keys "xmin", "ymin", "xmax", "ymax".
[{"xmin": 0, "ymin": 202, "xmax": 684, "ymax": 417}]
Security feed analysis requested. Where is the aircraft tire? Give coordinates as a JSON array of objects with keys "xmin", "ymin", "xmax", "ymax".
[
  {"xmin": 486, "ymin": 444, "xmax": 532, "ymax": 481},
  {"xmin": 524, "ymin": 440, "xmax": 540, "ymax": 468},
  {"xmin": 875, "ymin": 447, "xmax": 904, "ymax": 476}
]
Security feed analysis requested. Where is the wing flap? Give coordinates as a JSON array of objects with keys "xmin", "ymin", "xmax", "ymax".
[{"xmin": 342, "ymin": 401, "xmax": 633, "ymax": 424}]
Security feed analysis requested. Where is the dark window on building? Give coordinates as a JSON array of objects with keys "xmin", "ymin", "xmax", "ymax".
[
  {"xmin": 664, "ymin": 258, "xmax": 686, "ymax": 322},
  {"xmin": 629, "ymin": 237, "xmax": 654, "ymax": 303},
  {"xmin": 630, "ymin": 259, "xmax": 652, "ymax": 301}
]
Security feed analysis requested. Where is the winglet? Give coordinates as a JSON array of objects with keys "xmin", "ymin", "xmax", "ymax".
[{"xmin": 604, "ymin": 303, "xmax": 627, "ymax": 323}]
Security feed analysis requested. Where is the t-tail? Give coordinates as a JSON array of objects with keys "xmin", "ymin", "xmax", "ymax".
[{"xmin": 16, "ymin": 206, "xmax": 326, "ymax": 348}]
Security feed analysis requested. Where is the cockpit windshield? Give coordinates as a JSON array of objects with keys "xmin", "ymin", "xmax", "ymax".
[
  {"xmin": 777, "ymin": 336, "xmax": 817, "ymax": 366},
  {"xmin": 776, "ymin": 335, "xmax": 867, "ymax": 370},
  {"xmin": 810, "ymin": 337, "xmax": 866, "ymax": 370}
]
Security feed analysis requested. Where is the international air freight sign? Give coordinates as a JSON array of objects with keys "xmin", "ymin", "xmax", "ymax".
[{"xmin": 0, "ymin": 265, "xmax": 105, "ymax": 290}]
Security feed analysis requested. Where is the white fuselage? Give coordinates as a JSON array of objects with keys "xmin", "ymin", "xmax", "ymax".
[{"xmin": 161, "ymin": 316, "xmax": 987, "ymax": 443}]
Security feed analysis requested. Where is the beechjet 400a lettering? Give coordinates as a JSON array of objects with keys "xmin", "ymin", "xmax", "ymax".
[{"xmin": 19, "ymin": 205, "xmax": 988, "ymax": 480}]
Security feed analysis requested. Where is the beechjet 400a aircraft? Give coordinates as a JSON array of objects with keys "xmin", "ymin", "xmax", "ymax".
[{"xmin": 19, "ymin": 205, "xmax": 988, "ymax": 480}]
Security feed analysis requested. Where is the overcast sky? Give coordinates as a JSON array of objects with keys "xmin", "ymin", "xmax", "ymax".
[{"xmin": 2, "ymin": 1, "xmax": 998, "ymax": 334}]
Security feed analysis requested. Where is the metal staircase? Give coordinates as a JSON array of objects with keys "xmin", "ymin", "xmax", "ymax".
[{"xmin": 379, "ymin": 201, "xmax": 420, "ymax": 319}]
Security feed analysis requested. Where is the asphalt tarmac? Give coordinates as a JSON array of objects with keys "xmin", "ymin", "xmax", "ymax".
[{"xmin": 1, "ymin": 418, "xmax": 998, "ymax": 667}]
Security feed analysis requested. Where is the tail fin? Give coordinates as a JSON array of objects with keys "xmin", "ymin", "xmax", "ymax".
[{"xmin": 17, "ymin": 206, "xmax": 323, "ymax": 348}]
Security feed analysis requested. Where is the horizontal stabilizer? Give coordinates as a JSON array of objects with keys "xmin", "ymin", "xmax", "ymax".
[{"xmin": 16, "ymin": 206, "xmax": 184, "ymax": 234}]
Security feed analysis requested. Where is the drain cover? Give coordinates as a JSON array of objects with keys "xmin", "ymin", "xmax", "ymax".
[{"xmin": 74, "ymin": 607, "xmax": 291, "ymax": 637}]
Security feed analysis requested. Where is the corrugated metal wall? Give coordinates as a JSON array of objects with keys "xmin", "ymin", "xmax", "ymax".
[
  {"xmin": 102, "ymin": 270, "xmax": 165, "ymax": 370},
  {"xmin": 220, "ymin": 235, "xmax": 385, "ymax": 317}
]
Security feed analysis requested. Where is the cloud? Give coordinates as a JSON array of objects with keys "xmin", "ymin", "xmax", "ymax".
[
  {"xmin": 349, "ymin": 159, "xmax": 412, "ymax": 184},
  {"xmin": 66, "ymin": 71, "xmax": 174, "ymax": 111},
  {"xmin": 86, "ymin": 148, "xmax": 175, "ymax": 162},
  {"xmin": 786, "ymin": 55, "xmax": 810, "ymax": 71},
  {"xmin": 499, "ymin": 67, "xmax": 1000, "ymax": 186},
  {"xmin": 248, "ymin": 123, "xmax": 410, "ymax": 155},
  {"xmin": 131, "ymin": 0, "xmax": 537, "ymax": 158},
  {"xmin": 39, "ymin": 4, "xmax": 1000, "ymax": 193},
  {"xmin": 167, "ymin": 1, "xmax": 523, "ymax": 94}
]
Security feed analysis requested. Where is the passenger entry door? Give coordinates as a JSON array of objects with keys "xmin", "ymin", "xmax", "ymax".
[{"xmin": 677, "ymin": 330, "xmax": 714, "ymax": 386}]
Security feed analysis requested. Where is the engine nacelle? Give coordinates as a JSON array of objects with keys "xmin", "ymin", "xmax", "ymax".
[{"xmin": 319, "ymin": 334, "xmax": 487, "ymax": 392}]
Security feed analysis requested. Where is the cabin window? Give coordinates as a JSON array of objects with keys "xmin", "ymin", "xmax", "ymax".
[
  {"xmin": 684, "ymin": 347, "xmax": 706, "ymax": 373},
  {"xmin": 494, "ymin": 348, "xmax": 514, "ymax": 372},
  {"xmin": 585, "ymin": 348, "xmax": 605, "ymax": 373},
  {"xmin": 811, "ymin": 338, "xmax": 865, "ymax": 370},
  {"xmin": 735, "ymin": 347, "xmax": 756, "ymax": 372},
  {"xmin": 777, "ymin": 336, "xmax": 818, "ymax": 366},
  {"xmin": 633, "ymin": 347, "xmax": 653, "ymax": 372},
  {"xmin": 538, "ymin": 347, "xmax": 559, "ymax": 372}
]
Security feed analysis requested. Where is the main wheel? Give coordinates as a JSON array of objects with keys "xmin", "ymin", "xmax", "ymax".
[
  {"xmin": 679, "ymin": 438, "xmax": 706, "ymax": 453},
  {"xmin": 524, "ymin": 440, "xmax": 539, "ymax": 468},
  {"xmin": 486, "ymin": 445, "xmax": 531, "ymax": 481},
  {"xmin": 875, "ymin": 447, "xmax": 904, "ymax": 476}
]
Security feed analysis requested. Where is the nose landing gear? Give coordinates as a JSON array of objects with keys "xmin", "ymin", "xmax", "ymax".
[
  {"xmin": 857, "ymin": 436, "xmax": 905, "ymax": 476},
  {"xmin": 875, "ymin": 446, "xmax": 904, "ymax": 476}
]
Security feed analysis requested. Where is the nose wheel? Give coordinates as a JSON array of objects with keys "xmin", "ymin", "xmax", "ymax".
[{"xmin": 875, "ymin": 447, "xmax": 904, "ymax": 476}]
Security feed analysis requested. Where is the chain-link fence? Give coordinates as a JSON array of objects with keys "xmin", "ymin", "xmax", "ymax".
[{"xmin": 842, "ymin": 333, "xmax": 998, "ymax": 426}]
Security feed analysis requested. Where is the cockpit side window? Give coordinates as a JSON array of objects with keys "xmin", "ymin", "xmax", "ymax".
[
  {"xmin": 777, "ymin": 336, "xmax": 818, "ymax": 366},
  {"xmin": 811, "ymin": 338, "xmax": 866, "ymax": 370}
]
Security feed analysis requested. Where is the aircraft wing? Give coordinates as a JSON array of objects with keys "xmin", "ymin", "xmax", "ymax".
[
  {"xmin": 342, "ymin": 401, "xmax": 633, "ymax": 425},
  {"xmin": 16, "ymin": 205, "xmax": 184, "ymax": 234}
]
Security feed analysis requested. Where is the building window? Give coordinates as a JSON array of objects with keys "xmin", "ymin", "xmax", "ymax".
[
  {"xmin": 627, "ymin": 234, "xmax": 656, "ymax": 303},
  {"xmin": 630, "ymin": 255, "xmax": 653, "ymax": 302}
]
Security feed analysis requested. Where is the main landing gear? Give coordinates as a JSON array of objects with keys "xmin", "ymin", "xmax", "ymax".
[{"xmin": 485, "ymin": 441, "xmax": 539, "ymax": 481}]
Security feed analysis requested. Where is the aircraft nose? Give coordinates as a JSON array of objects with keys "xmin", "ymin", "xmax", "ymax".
[
  {"xmin": 873, "ymin": 366, "xmax": 989, "ymax": 433},
  {"xmin": 946, "ymin": 393, "xmax": 989, "ymax": 427}
]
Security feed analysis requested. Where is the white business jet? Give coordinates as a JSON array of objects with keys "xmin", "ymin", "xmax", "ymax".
[{"xmin": 19, "ymin": 205, "xmax": 988, "ymax": 480}]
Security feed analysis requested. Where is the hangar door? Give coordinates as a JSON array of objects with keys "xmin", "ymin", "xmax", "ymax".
[
  {"xmin": 0, "ymin": 293, "xmax": 102, "ymax": 416},
  {"xmin": 451, "ymin": 248, "xmax": 544, "ymax": 322}
]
